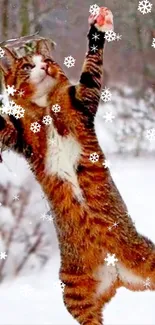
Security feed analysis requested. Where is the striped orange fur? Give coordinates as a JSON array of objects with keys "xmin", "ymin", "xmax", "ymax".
[{"xmin": 0, "ymin": 7, "xmax": 155, "ymax": 325}]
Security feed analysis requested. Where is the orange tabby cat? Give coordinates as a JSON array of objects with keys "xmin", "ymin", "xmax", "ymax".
[{"xmin": 0, "ymin": 7, "xmax": 155, "ymax": 325}]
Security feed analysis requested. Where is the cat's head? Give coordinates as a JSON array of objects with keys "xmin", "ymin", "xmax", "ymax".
[
  {"xmin": 0, "ymin": 39, "xmax": 69, "ymax": 162},
  {"xmin": 0, "ymin": 40, "xmax": 67, "ymax": 107}
]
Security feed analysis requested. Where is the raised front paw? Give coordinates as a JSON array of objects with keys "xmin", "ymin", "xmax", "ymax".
[{"xmin": 88, "ymin": 7, "xmax": 114, "ymax": 32}]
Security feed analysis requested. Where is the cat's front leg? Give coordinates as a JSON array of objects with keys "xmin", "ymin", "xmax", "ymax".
[{"xmin": 70, "ymin": 7, "xmax": 113, "ymax": 119}]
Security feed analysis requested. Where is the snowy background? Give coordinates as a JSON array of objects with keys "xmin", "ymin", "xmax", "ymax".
[{"xmin": 0, "ymin": 0, "xmax": 155, "ymax": 324}]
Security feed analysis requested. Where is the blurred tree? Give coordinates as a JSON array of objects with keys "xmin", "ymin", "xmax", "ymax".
[
  {"xmin": 20, "ymin": 0, "xmax": 30, "ymax": 36},
  {"xmin": 115, "ymin": 0, "xmax": 155, "ymax": 89},
  {"xmin": 0, "ymin": 0, "xmax": 9, "ymax": 95},
  {"xmin": 2, "ymin": 0, "xmax": 9, "ymax": 39},
  {"xmin": 31, "ymin": 0, "xmax": 40, "ymax": 33},
  {"xmin": 0, "ymin": 182, "xmax": 53, "ymax": 281}
]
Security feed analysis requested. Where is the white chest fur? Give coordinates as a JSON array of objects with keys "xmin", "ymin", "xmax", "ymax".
[{"xmin": 45, "ymin": 122, "xmax": 83, "ymax": 201}]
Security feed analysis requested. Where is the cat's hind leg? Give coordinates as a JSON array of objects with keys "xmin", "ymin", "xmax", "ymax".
[
  {"xmin": 115, "ymin": 233, "xmax": 155, "ymax": 292},
  {"xmin": 118, "ymin": 253, "xmax": 155, "ymax": 292},
  {"xmin": 61, "ymin": 271, "xmax": 117, "ymax": 325},
  {"xmin": 62, "ymin": 275, "xmax": 103, "ymax": 324}
]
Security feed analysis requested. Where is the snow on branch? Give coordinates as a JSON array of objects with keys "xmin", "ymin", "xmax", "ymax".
[{"xmin": 103, "ymin": 86, "xmax": 155, "ymax": 155}]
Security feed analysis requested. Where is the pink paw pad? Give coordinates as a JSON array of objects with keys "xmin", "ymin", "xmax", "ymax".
[{"xmin": 88, "ymin": 7, "xmax": 114, "ymax": 32}]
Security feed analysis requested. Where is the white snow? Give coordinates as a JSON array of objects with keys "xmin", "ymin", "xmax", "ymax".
[{"xmin": 0, "ymin": 157, "xmax": 154, "ymax": 324}]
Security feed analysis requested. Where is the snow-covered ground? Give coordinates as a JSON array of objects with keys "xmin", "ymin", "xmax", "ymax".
[{"xmin": 0, "ymin": 156, "xmax": 154, "ymax": 324}]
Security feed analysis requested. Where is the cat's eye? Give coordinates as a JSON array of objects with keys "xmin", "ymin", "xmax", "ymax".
[
  {"xmin": 44, "ymin": 58, "xmax": 53, "ymax": 64},
  {"xmin": 21, "ymin": 63, "xmax": 34, "ymax": 71}
]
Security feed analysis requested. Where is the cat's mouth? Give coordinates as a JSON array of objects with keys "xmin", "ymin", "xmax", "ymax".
[
  {"xmin": 34, "ymin": 67, "xmax": 52, "ymax": 85},
  {"xmin": 36, "ymin": 74, "xmax": 47, "ymax": 85}
]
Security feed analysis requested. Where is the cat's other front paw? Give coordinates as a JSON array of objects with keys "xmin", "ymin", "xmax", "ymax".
[{"xmin": 88, "ymin": 7, "xmax": 114, "ymax": 32}]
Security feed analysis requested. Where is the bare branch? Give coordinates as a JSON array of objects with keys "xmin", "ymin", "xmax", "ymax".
[
  {"xmin": 15, "ymin": 224, "xmax": 42, "ymax": 275},
  {"xmin": 132, "ymin": 108, "xmax": 155, "ymax": 123},
  {"xmin": 0, "ymin": 188, "xmax": 30, "ymax": 280}
]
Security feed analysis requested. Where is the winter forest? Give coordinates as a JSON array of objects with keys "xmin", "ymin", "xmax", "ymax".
[{"xmin": 0, "ymin": 0, "xmax": 155, "ymax": 324}]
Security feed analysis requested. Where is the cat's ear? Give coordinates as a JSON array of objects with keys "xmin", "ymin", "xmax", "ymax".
[
  {"xmin": 0, "ymin": 47, "xmax": 16, "ymax": 74},
  {"xmin": 36, "ymin": 39, "xmax": 56, "ymax": 57}
]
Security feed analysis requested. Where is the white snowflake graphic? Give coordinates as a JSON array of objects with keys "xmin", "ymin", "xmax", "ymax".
[
  {"xmin": 138, "ymin": 0, "xmax": 152, "ymax": 14},
  {"xmin": 125, "ymin": 211, "xmax": 131, "ymax": 218},
  {"xmin": 151, "ymin": 38, "xmax": 155, "ymax": 48},
  {"xmin": 143, "ymin": 277, "xmax": 151, "ymax": 289},
  {"xmin": 103, "ymin": 111, "xmax": 115, "ymax": 123},
  {"xmin": 8, "ymin": 101, "xmax": 17, "ymax": 114},
  {"xmin": 105, "ymin": 31, "xmax": 116, "ymax": 42},
  {"xmin": 1, "ymin": 100, "xmax": 15, "ymax": 115},
  {"xmin": 30, "ymin": 122, "xmax": 41, "ymax": 133},
  {"xmin": 40, "ymin": 213, "xmax": 48, "ymax": 221},
  {"xmin": 6, "ymin": 85, "xmax": 16, "ymax": 96},
  {"xmin": 0, "ymin": 47, "xmax": 5, "ymax": 58},
  {"xmin": 108, "ymin": 222, "xmax": 119, "ymax": 231},
  {"xmin": 89, "ymin": 4, "xmax": 100, "ymax": 16},
  {"xmin": 89, "ymin": 152, "xmax": 99, "ymax": 163},
  {"xmin": 18, "ymin": 89, "xmax": 25, "ymax": 97},
  {"xmin": 102, "ymin": 159, "xmax": 111, "ymax": 169},
  {"xmin": 64, "ymin": 56, "xmax": 75, "ymax": 68},
  {"xmin": 116, "ymin": 34, "xmax": 122, "ymax": 41},
  {"xmin": 91, "ymin": 45, "xmax": 98, "ymax": 52},
  {"xmin": 47, "ymin": 215, "xmax": 53, "ymax": 223},
  {"xmin": 40, "ymin": 211, "xmax": 53, "ymax": 222},
  {"xmin": 92, "ymin": 33, "xmax": 100, "ymax": 41},
  {"xmin": 42, "ymin": 115, "xmax": 52, "ymax": 125},
  {"xmin": 49, "ymin": 138, "xmax": 57, "ymax": 147},
  {"xmin": 13, "ymin": 195, "xmax": 19, "ymax": 201},
  {"xmin": 145, "ymin": 128, "xmax": 155, "ymax": 141},
  {"xmin": 12, "ymin": 104, "xmax": 25, "ymax": 119},
  {"xmin": 101, "ymin": 87, "xmax": 112, "ymax": 102},
  {"xmin": 52, "ymin": 104, "xmax": 61, "ymax": 113},
  {"xmin": 1, "ymin": 99, "xmax": 24, "ymax": 118},
  {"xmin": 0, "ymin": 252, "xmax": 7, "ymax": 260},
  {"xmin": 104, "ymin": 253, "xmax": 118, "ymax": 266}
]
